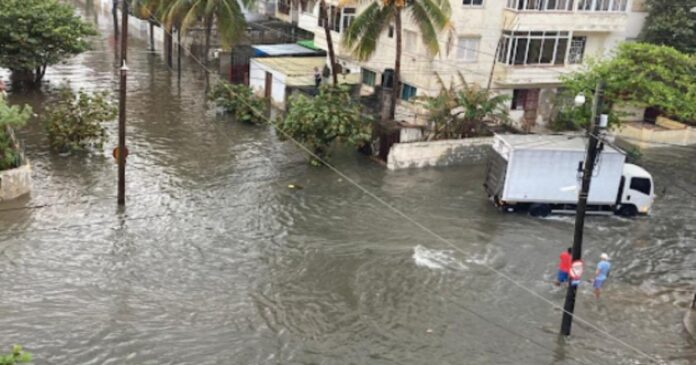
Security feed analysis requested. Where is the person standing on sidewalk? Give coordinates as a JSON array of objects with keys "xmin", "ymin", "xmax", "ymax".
[
  {"xmin": 593, "ymin": 253, "xmax": 611, "ymax": 299},
  {"xmin": 556, "ymin": 247, "xmax": 572, "ymax": 286},
  {"xmin": 314, "ymin": 67, "xmax": 322, "ymax": 89}
]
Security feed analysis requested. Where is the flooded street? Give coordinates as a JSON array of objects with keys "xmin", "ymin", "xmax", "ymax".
[{"xmin": 1, "ymin": 2, "xmax": 695, "ymax": 364}]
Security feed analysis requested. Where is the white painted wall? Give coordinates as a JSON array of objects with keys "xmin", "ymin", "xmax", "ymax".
[{"xmin": 249, "ymin": 60, "xmax": 288, "ymax": 106}]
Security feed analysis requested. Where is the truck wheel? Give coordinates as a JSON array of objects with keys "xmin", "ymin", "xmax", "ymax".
[
  {"xmin": 617, "ymin": 204, "xmax": 637, "ymax": 217},
  {"xmin": 529, "ymin": 204, "xmax": 551, "ymax": 217}
]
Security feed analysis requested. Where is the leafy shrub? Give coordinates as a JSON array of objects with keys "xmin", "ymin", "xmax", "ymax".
[
  {"xmin": 210, "ymin": 82, "xmax": 266, "ymax": 124},
  {"xmin": 44, "ymin": 88, "xmax": 116, "ymax": 153},
  {"xmin": 0, "ymin": 345, "xmax": 31, "ymax": 365},
  {"xmin": 420, "ymin": 73, "xmax": 510, "ymax": 140},
  {"xmin": 0, "ymin": 98, "xmax": 32, "ymax": 170},
  {"xmin": 276, "ymin": 85, "xmax": 369, "ymax": 164}
]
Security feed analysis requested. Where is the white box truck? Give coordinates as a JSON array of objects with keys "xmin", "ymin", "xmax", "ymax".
[{"xmin": 484, "ymin": 134, "xmax": 654, "ymax": 217}]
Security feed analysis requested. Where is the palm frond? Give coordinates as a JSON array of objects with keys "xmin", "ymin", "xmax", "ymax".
[
  {"xmin": 415, "ymin": 0, "xmax": 450, "ymax": 29},
  {"xmin": 408, "ymin": 1, "xmax": 439, "ymax": 55},
  {"xmin": 217, "ymin": 0, "xmax": 247, "ymax": 48},
  {"xmin": 342, "ymin": 2, "xmax": 394, "ymax": 61}
]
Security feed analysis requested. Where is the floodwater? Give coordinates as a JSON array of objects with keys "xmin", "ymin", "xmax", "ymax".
[{"xmin": 1, "ymin": 2, "xmax": 695, "ymax": 364}]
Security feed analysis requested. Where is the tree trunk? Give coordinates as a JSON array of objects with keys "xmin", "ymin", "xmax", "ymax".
[
  {"xmin": 204, "ymin": 14, "xmax": 213, "ymax": 67},
  {"xmin": 112, "ymin": 0, "xmax": 120, "ymax": 37},
  {"xmin": 390, "ymin": 8, "xmax": 402, "ymax": 121},
  {"xmin": 149, "ymin": 21, "xmax": 155, "ymax": 51},
  {"xmin": 165, "ymin": 23, "xmax": 173, "ymax": 67},
  {"xmin": 177, "ymin": 28, "xmax": 182, "ymax": 78},
  {"xmin": 320, "ymin": 0, "xmax": 338, "ymax": 85}
]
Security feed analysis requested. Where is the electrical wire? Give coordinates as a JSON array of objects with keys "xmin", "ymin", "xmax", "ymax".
[{"xmin": 134, "ymin": 9, "xmax": 665, "ymax": 363}]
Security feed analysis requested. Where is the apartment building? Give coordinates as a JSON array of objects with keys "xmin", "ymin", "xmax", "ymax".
[{"xmin": 277, "ymin": 0, "xmax": 647, "ymax": 128}]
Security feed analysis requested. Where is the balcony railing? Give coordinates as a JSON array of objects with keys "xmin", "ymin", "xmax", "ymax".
[{"xmin": 505, "ymin": 0, "xmax": 628, "ymax": 12}]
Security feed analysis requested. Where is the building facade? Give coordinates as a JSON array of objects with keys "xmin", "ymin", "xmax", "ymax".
[{"xmin": 277, "ymin": 0, "xmax": 647, "ymax": 129}]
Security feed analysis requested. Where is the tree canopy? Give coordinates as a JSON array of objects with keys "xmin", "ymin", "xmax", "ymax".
[
  {"xmin": 640, "ymin": 0, "xmax": 696, "ymax": 54},
  {"xmin": 0, "ymin": 0, "xmax": 96, "ymax": 84},
  {"xmin": 559, "ymin": 42, "xmax": 696, "ymax": 129},
  {"xmin": 276, "ymin": 86, "xmax": 370, "ymax": 164}
]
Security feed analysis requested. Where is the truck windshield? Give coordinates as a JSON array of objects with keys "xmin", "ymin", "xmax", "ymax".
[{"xmin": 630, "ymin": 177, "xmax": 651, "ymax": 195}]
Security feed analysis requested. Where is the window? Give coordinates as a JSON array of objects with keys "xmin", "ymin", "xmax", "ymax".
[
  {"xmin": 401, "ymin": 83, "xmax": 417, "ymax": 101},
  {"xmin": 362, "ymin": 69, "xmax": 376, "ymax": 86},
  {"xmin": 578, "ymin": 0, "xmax": 627, "ymax": 11},
  {"xmin": 568, "ymin": 36, "xmax": 586, "ymax": 64},
  {"xmin": 404, "ymin": 30, "xmax": 418, "ymax": 53},
  {"xmin": 457, "ymin": 37, "xmax": 480, "ymax": 62},
  {"xmin": 499, "ymin": 31, "xmax": 570, "ymax": 66},
  {"xmin": 342, "ymin": 8, "xmax": 356, "ymax": 32},
  {"xmin": 630, "ymin": 178, "xmax": 651, "ymax": 195},
  {"xmin": 319, "ymin": 7, "xmax": 355, "ymax": 33},
  {"xmin": 462, "ymin": 0, "xmax": 484, "ymax": 5},
  {"xmin": 506, "ymin": 0, "xmax": 574, "ymax": 10}
]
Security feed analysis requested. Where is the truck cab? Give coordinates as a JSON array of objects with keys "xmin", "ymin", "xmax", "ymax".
[{"xmin": 616, "ymin": 163, "xmax": 655, "ymax": 216}]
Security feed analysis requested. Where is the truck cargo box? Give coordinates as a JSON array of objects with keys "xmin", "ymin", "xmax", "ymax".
[{"xmin": 485, "ymin": 134, "xmax": 626, "ymax": 205}]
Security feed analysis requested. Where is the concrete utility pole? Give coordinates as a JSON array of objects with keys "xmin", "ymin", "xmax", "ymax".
[
  {"xmin": 117, "ymin": 0, "xmax": 129, "ymax": 206},
  {"xmin": 560, "ymin": 80, "xmax": 605, "ymax": 336}
]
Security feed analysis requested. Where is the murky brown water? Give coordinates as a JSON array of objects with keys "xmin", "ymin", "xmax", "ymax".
[{"xmin": 0, "ymin": 2, "xmax": 695, "ymax": 364}]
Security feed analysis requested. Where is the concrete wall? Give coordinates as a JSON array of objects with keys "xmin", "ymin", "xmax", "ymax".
[
  {"xmin": 616, "ymin": 122, "xmax": 696, "ymax": 147},
  {"xmin": 0, "ymin": 163, "xmax": 32, "ymax": 202},
  {"xmin": 249, "ymin": 60, "xmax": 287, "ymax": 106},
  {"xmin": 387, "ymin": 137, "xmax": 493, "ymax": 170}
]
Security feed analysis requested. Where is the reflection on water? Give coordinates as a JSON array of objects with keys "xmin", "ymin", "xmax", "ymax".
[{"xmin": 0, "ymin": 1, "xmax": 695, "ymax": 364}]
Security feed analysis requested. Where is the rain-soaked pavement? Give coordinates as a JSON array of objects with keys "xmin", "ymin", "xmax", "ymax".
[{"xmin": 0, "ymin": 2, "xmax": 695, "ymax": 364}]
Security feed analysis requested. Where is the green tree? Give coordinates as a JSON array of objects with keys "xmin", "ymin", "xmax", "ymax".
[
  {"xmin": 0, "ymin": 345, "xmax": 31, "ymax": 365},
  {"xmin": 0, "ymin": 0, "xmax": 96, "ymax": 84},
  {"xmin": 640, "ymin": 0, "xmax": 696, "ymax": 54},
  {"xmin": 165, "ymin": 0, "xmax": 251, "ymax": 65},
  {"xmin": 420, "ymin": 73, "xmax": 509, "ymax": 140},
  {"xmin": 342, "ymin": 0, "xmax": 452, "ymax": 120},
  {"xmin": 210, "ymin": 81, "xmax": 266, "ymax": 124},
  {"xmin": 0, "ymin": 99, "xmax": 32, "ymax": 170},
  {"xmin": 276, "ymin": 85, "xmax": 370, "ymax": 164},
  {"xmin": 559, "ymin": 42, "xmax": 696, "ymax": 130},
  {"xmin": 44, "ymin": 88, "xmax": 117, "ymax": 153}
]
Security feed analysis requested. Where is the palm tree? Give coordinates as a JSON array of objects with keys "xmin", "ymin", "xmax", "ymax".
[
  {"xmin": 165, "ymin": 0, "xmax": 249, "ymax": 66},
  {"xmin": 132, "ymin": 0, "xmax": 174, "ymax": 65},
  {"xmin": 318, "ymin": 0, "xmax": 338, "ymax": 84},
  {"xmin": 342, "ymin": 0, "xmax": 451, "ymax": 120}
]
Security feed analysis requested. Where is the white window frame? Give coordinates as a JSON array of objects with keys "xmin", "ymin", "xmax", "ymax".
[
  {"xmin": 500, "ymin": 31, "xmax": 572, "ymax": 66},
  {"xmin": 403, "ymin": 30, "xmax": 418, "ymax": 53},
  {"xmin": 462, "ymin": 0, "xmax": 484, "ymax": 7},
  {"xmin": 505, "ymin": 0, "xmax": 574, "ymax": 11},
  {"xmin": 456, "ymin": 37, "xmax": 480, "ymax": 63},
  {"xmin": 578, "ymin": 0, "xmax": 627, "ymax": 11}
]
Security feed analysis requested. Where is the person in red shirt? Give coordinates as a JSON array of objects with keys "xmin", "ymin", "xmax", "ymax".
[{"xmin": 556, "ymin": 247, "xmax": 572, "ymax": 286}]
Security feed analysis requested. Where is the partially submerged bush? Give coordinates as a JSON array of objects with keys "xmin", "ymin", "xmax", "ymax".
[
  {"xmin": 210, "ymin": 81, "xmax": 266, "ymax": 124},
  {"xmin": 276, "ymin": 85, "xmax": 369, "ymax": 165},
  {"xmin": 44, "ymin": 88, "xmax": 116, "ymax": 153},
  {"xmin": 0, "ymin": 98, "xmax": 32, "ymax": 170}
]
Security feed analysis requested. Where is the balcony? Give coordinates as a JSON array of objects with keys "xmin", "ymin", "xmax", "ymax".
[
  {"xmin": 502, "ymin": 3, "xmax": 629, "ymax": 32},
  {"xmin": 492, "ymin": 64, "xmax": 582, "ymax": 87}
]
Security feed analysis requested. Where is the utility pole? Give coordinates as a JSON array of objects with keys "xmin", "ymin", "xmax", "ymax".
[
  {"xmin": 117, "ymin": 0, "xmax": 129, "ymax": 206},
  {"xmin": 560, "ymin": 80, "xmax": 605, "ymax": 336}
]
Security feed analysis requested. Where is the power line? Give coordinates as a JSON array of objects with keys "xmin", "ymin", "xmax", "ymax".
[{"xmin": 140, "ymin": 10, "xmax": 663, "ymax": 363}]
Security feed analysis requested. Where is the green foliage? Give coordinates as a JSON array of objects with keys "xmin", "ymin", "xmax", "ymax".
[
  {"xmin": 559, "ymin": 42, "xmax": 696, "ymax": 130},
  {"xmin": 640, "ymin": 0, "xmax": 696, "ymax": 54},
  {"xmin": 163, "ymin": 0, "xmax": 249, "ymax": 48},
  {"xmin": 276, "ymin": 85, "xmax": 370, "ymax": 164},
  {"xmin": 0, "ymin": 0, "xmax": 96, "ymax": 84},
  {"xmin": 0, "ymin": 99, "xmax": 32, "ymax": 170},
  {"xmin": 0, "ymin": 345, "xmax": 32, "ymax": 365},
  {"xmin": 420, "ymin": 73, "xmax": 510, "ymax": 140},
  {"xmin": 44, "ymin": 88, "xmax": 116, "ymax": 153},
  {"xmin": 210, "ymin": 82, "xmax": 266, "ymax": 124}
]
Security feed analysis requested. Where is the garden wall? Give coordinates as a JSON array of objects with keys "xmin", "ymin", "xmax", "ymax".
[
  {"xmin": 0, "ymin": 163, "xmax": 32, "ymax": 202},
  {"xmin": 387, "ymin": 137, "xmax": 493, "ymax": 170}
]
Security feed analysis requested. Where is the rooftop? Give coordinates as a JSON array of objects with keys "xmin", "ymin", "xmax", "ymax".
[{"xmin": 495, "ymin": 134, "xmax": 623, "ymax": 154}]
